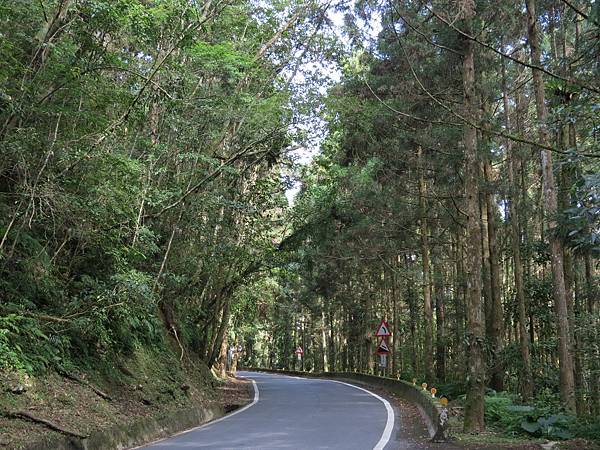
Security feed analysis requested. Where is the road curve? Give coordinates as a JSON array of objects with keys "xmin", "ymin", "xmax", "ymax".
[{"xmin": 139, "ymin": 371, "xmax": 397, "ymax": 449}]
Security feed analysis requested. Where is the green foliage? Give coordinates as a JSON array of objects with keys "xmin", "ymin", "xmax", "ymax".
[
  {"xmin": 485, "ymin": 394, "xmax": 528, "ymax": 432},
  {"xmin": 0, "ymin": 314, "xmax": 63, "ymax": 374},
  {"xmin": 2, "ymin": 3, "xmax": 599, "ymax": 447},
  {"xmin": 0, "ymin": 0, "xmax": 305, "ymax": 378},
  {"xmin": 520, "ymin": 414, "xmax": 575, "ymax": 440},
  {"xmin": 189, "ymin": 42, "xmax": 253, "ymax": 81},
  {"xmin": 573, "ymin": 418, "xmax": 600, "ymax": 441},
  {"xmin": 563, "ymin": 173, "xmax": 600, "ymax": 255},
  {"xmin": 1, "ymin": 269, "xmax": 161, "ymax": 374},
  {"xmin": 68, "ymin": 271, "xmax": 160, "ymax": 357},
  {"xmin": 483, "ymin": 393, "xmax": 579, "ymax": 441},
  {"xmin": 0, "ymin": 315, "xmax": 27, "ymax": 372}
]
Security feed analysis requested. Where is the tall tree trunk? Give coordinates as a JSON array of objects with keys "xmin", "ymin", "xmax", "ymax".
[
  {"xmin": 328, "ymin": 306, "xmax": 335, "ymax": 371},
  {"xmin": 526, "ymin": 0, "xmax": 576, "ymax": 412},
  {"xmin": 461, "ymin": 0, "xmax": 485, "ymax": 431},
  {"xmin": 321, "ymin": 304, "xmax": 329, "ymax": 372},
  {"xmin": 406, "ymin": 255, "xmax": 419, "ymax": 376},
  {"xmin": 217, "ymin": 334, "xmax": 229, "ymax": 378},
  {"xmin": 480, "ymin": 188, "xmax": 493, "ymax": 340},
  {"xmin": 585, "ymin": 254, "xmax": 600, "ymax": 414},
  {"xmin": 391, "ymin": 259, "xmax": 398, "ymax": 375},
  {"xmin": 573, "ymin": 269, "xmax": 585, "ymax": 416},
  {"xmin": 208, "ymin": 300, "xmax": 231, "ymax": 368},
  {"xmin": 502, "ymin": 58, "xmax": 534, "ymax": 400},
  {"xmin": 434, "ymin": 254, "xmax": 447, "ymax": 382},
  {"xmin": 485, "ymin": 161, "xmax": 504, "ymax": 392},
  {"xmin": 453, "ymin": 232, "xmax": 467, "ymax": 377},
  {"xmin": 418, "ymin": 145, "xmax": 434, "ymax": 382}
]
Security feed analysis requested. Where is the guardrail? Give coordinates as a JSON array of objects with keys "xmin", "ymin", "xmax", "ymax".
[{"xmin": 245, "ymin": 368, "xmax": 449, "ymax": 442}]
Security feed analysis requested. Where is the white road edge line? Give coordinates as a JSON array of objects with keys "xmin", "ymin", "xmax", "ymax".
[
  {"xmin": 330, "ymin": 380, "xmax": 395, "ymax": 450},
  {"xmin": 129, "ymin": 378, "xmax": 259, "ymax": 449}
]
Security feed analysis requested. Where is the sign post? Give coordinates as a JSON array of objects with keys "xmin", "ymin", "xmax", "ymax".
[
  {"xmin": 295, "ymin": 346, "xmax": 304, "ymax": 371},
  {"xmin": 374, "ymin": 320, "xmax": 392, "ymax": 376}
]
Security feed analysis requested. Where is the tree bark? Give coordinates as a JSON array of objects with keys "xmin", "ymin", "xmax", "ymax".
[
  {"xmin": 526, "ymin": 0, "xmax": 576, "ymax": 412},
  {"xmin": 418, "ymin": 145, "xmax": 434, "ymax": 382},
  {"xmin": 485, "ymin": 161, "xmax": 504, "ymax": 392},
  {"xmin": 328, "ymin": 306, "xmax": 335, "ymax": 371},
  {"xmin": 434, "ymin": 254, "xmax": 447, "ymax": 382},
  {"xmin": 461, "ymin": 0, "xmax": 485, "ymax": 432},
  {"xmin": 585, "ymin": 254, "xmax": 600, "ymax": 414},
  {"xmin": 321, "ymin": 305, "xmax": 329, "ymax": 372},
  {"xmin": 502, "ymin": 59, "xmax": 534, "ymax": 400},
  {"xmin": 208, "ymin": 300, "xmax": 231, "ymax": 368},
  {"xmin": 405, "ymin": 255, "xmax": 419, "ymax": 376},
  {"xmin": 480, "ymin": 188, "xmax": 493, "ymax": 342}
]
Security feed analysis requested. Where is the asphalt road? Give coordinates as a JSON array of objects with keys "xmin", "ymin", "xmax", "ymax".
[{"xmin": 140, "ymin": 371, "xmax": 399, "ymax": 450}]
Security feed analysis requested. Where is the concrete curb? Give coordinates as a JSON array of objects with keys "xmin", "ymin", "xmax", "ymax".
[
  {"xmin": 247, "ymin": 368, "xmax": 449, "ymax": 442},
  {"xmin": 22, "ymin": 403, "xmax": 224, "ymax": 450}
]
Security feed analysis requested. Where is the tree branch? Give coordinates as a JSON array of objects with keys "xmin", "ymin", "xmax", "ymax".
[
  {"xmin": 365, "ymin": 80, "xmax": 461, "ymax": 128},
  {"xmin": 425, "ymin": 4, "xmax": 600, "ymax": 95},
  {"xmin": 150, "ymin": 127, "xmax": 285, "ymax": 218},
  {"xmin": 559, "ymin": 0, "xmax": 600, "ymax": 27},
  {"xmin": 396, "ymin": 39, "xmax": 600, "ymax": 158}
]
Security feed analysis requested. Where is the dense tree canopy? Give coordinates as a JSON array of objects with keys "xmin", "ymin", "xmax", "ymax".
[
  {"xmin": 0, "ymin": 0, "xmax": 328, "ymax": 372},
  {"xmin": 1, "ymin": 0, "xmax": 599, "ymax": 442}
]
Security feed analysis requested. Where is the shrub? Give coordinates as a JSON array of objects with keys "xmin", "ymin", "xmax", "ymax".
[
  {"xmin": 573, "ymin": 418, "xmax": 600, "ymax": 441},
  {"xmin": 520, "ymin": 414, "xmax": 575, "ymax": 440},
  {"xmin": 0, "ymin": 314, "xmax": 63, "ymax": 373},
  {"xmin": 483, "ymin": 392, "xmax": 576, "ymax": 440},
  {"xmin": 68, "ymin": 270, "xmax": 162, "ymax": 358}
]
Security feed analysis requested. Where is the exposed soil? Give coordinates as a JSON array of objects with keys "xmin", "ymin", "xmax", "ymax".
[
  {"xmin": 0, "ymin": 373, "xmax": 210, "ymax": 449},
  {"xmin": 0, "ymin": 367, "xmax": 253, "ymax": 450},
  {"xmin": 217, "ymin": 374, "xmax": 252, "ymax": 414},
  {"xmin": 0, "ymin": 347, "xmax": 256, "ymax": 450}
]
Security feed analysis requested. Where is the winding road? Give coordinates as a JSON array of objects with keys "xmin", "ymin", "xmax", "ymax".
[{"xmin": 140, "ymin": 371, "xmax": 411, "ymax": 449}]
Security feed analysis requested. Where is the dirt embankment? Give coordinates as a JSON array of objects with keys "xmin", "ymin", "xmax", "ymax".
[{"xmin": 0, "ymin": 350, "xmax": 252, "ymax": 450}]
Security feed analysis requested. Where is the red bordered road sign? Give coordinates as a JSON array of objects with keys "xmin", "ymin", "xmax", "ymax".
[
  {"xmin": 375, "ymin": 319, "xmax": 391, "ymax": 337},
  {"xmin": 376, "ymin": 338, "xmax": 390, "ymax": 355},
  {"xmin": 295, "ymin": 346, "xmax": 304, "ymax": 355}
]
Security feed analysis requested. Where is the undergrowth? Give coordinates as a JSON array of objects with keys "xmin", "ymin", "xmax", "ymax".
[{"xmin": 482, "ymin": 391, "xmax": 600, "ymax": 442}]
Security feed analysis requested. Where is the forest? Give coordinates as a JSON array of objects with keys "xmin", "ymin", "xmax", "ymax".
[{"xmin": 1, "ymin": 0, "xmax": 599, "ymax": 446}]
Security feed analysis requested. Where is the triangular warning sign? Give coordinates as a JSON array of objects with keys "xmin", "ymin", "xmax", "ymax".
[
  {"xmin": 376, "ymin": 338, "xmax": 390, "ymax": 355},
  {"xmin": 375, "ymin": 319, "xmax": 391, "ymax": 337}
]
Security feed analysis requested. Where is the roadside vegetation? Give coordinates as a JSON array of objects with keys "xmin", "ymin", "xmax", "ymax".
[
  {"xmin": 1, "ymin": 1, "xmax": 599, "ymax": 449},
  {"xmin": 1, "ymin": 0, "xmax": 317, "ymax": 446},
  {"xmin": 232, "ymin": 1, "xmax": 600, "ymax": 447}
]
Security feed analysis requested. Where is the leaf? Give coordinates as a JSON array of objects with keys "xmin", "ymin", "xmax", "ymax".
[
  {"xmin": 521, "ymin": 421, "xmax": 540, "ymax": 434},
  {"xmin": 546, "ymin": 414, "xmax": 567, "ymax": 425},
  {"xmin": 505, "ymin": 405, "xmax": 535, "ymax": 413},
  {"xmin": 537, "ymin": 417, "xmax": 551, "ymax": 428},
  {"xmin": 551, "ymin": 428, "xmax": 574, "ymax": 440}
]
